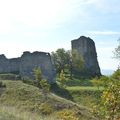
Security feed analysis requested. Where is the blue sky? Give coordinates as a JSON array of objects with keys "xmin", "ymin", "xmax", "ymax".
[{"xmin": 0, "ymin": 0, "xmax": 119, "ymax": 71}]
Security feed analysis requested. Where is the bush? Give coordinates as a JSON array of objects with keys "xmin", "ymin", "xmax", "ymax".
[
  {"xmin": 56, "ymin": 109, "xmax": 79, "ymax": 120},
  {"xmin": 38, "ymin": 103, "xmax": 53, "ymax": 115},
  {"xmin": 92, "ymin": 70, "xmax": 120, "ymax": 120}
]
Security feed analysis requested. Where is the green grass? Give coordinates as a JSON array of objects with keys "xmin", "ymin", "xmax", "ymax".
[
  {"xmin": 0, "ymin": 106, "xmax": 41, "ymax": 120},
  {"xmin": 62, "ymin": 78, "xmax": 93, "ymax": 86},
  {"xmin": 0, "ymin": 80, "xmax": 97, "ymax": 120},
  {"xmin": 66, "ymin": 86, "xmax": 103, "ymax": 108},
  {"xmin": 67, "ymin": 86, "xmax": 103, "ymax": 91}
]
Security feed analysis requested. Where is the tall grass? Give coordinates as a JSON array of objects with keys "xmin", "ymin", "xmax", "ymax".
[{"xmin": 0, "ymin": 106, "xmax": 58, "ymax": 120}]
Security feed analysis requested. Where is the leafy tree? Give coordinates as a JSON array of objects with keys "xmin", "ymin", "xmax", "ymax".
[
  {"xmin": 33, "ymin": 67, "xmax": 42, "ymax": 88},
  {"xmin": 112, "ymin": 69, "xmax": 120, "ymax": 80},
  {"xmin": 93, "ymin": 70, "xmax": 120, "ymax": 120},
  {"xmin": 51, "ymin": 48, "xmax": 70, "ymax": 74},
  {"xmin": 40, "ymin": 79, "xmax": 50, "ymax": 98},
  {"xmin": 33, "ymin": 67, "xmax": 50, "ymax": 99},
  {"xmin": 59, "ymin": 70, "xmax": 66, "ymax": 87},
  {"xmin": 51, "ymin": 48, "xmax": 84, "ymax": 79},
  {"xmin": 114, "ymin": 39, "xmax": 120, "ymax": 60}
]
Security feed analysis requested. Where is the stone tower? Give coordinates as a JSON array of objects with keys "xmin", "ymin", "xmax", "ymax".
[{"xmin": 71, "ymin": 36, "xmax": 101, "ymax": 77}]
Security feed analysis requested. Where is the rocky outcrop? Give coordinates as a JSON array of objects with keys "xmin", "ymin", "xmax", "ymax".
[
  {"xmin": 71, "ymin": 36, "xmax": 101, "ymax": 77},
  {"xmin": 0, "ymin": 52, "xmax": 55, "ymax": 83}
]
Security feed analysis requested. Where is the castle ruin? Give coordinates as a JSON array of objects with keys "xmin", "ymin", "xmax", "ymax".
[
  {"xmin": 71, "ymin": 36, "xmax": 101, "ymax": 77},
  {"xmin": 0, "ymin": 51, "xmax": 55, "ymax": 83},
  {"xmin": 0, "ymin": 36, "xmax": 101, "ymax": 80}
]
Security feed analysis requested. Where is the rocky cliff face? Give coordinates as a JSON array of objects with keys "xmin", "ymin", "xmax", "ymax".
[
  {"xmin": 71, "ymin": 36, "xmax": 101, "ymax": 77},
  {"xmin": 0, "ymin": 52, "xmax": 55, "ymax": 83}
]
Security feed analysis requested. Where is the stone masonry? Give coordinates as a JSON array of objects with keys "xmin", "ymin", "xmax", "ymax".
[
  {"xmin": 71, "ymin": 36, "xmax": 101, "ymax": 77},
  {"xmin": 0, "ymin": 51, "xmax": 55, "ymax": 83}
]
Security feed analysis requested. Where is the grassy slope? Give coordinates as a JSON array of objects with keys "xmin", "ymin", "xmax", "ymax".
[
  {"xmin": 0, "ymin": 80, "xmax": 96, "ymax": 120},
  {"xmin": 67, "ymin": 86, "xmax": 103, "ymax": 108}
]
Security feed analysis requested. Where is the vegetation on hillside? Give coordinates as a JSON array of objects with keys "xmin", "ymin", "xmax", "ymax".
[
  {"xmin": 0, "ymin": 40, "xmax": 120, "ymax": 120},
  {"xmin": 0, "ymin": 80, "xmax": 96, "ymax": 120}
]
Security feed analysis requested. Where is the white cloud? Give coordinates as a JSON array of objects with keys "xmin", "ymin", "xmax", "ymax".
[
  {"xmin": 88, "ymin": 31, "xmax": 120, "ymax": 35},
  {"xmin": 0, "ymin": 0, "xmax": 93, "ymax": 32}
]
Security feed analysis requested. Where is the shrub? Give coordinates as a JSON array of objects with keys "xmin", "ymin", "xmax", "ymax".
[
  {"xmin": 40, "ymin": 79, "xmax": 50, "ymax": 93},
  {"xmin": 92, "ymin": 70, "xmax": 120, "ymax": 120},
  {"xmin": 56, "ymin": 109, "xmax": 79, "ymax": 120},
  {"xmin": 38, "ymin": 103, "xmax": 53, "ymax": 115}
]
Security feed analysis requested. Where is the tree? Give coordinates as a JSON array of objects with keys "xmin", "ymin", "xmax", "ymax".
[
  {"xmin": 33, "ymin": 67, "xmax": 42, "ymax": 88},
  {"xmin": 33, "ymin": 67, "xmax": 50, "ymax": 99},
  {"xmin": 114, "ymin": 38, "xmax": 120, "ymax": 61},
  {"xmin": 51, "ymin": 48, "xmax": 84, "ymax": 79},
  {"xmin": 51, "ymin": 48, "xmax": 70, "ymax": 74},
  {"xmin": 59, "ymin": 70, "xmax": 66, "ymax": 87},
  {"xmin": 40, "ymin": 79, "xmax": 50, "ymax": 99},
  {"xmin": 93, "ymin": 70, "xmax": 120, "ymax": 120}
]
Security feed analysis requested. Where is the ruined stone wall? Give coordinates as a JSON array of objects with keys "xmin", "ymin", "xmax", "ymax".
[
  {"xmin": 0, "ymin": 55, "xmax": 20, "ymax": 73},
  {"xmin": 71, "ymin": 36, "xmax": 101, "ymax": 77},
  {"xmin": 19, "ymin": 51, "xmax": 55, "ymax": 83},
  {"xmin": 0, "ymin": 52, "xmax": 55, "ymax": 83}
]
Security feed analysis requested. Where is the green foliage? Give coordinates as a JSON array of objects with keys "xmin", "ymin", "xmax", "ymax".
[
  {"xmin": 51, "ymin": 48, "xmax": 70, "ymax": 74},
  {"xmin": 33, "ymin": 67, "xmax": 50, "ymax": 97},
  {"xmin": 91, "ymin": 77, "xmax": 101, "ymax": 86},
  {"xmin": 111, "ymin": 69, "xmax": 120, "ymax": 79},
  {"xmin": 62, "ymin": 78, "xmax": 92, "ymax": 86},
  {"xmin": 90, "ymin": 75, "xmax": 110, "ymax": 89},
  {"xmin": 38, "ymin": 103, "xmax": 53, "ymax": 115},
  {"xmin": 0, "ymin": 80, "xmax": 94, "ymax": 120},
  {"xmin": 98, "ymin": 75, "xmax": 110, "ymax": 87},
  {"xmin": 33, "ymin": 67, "xmax": 42, "ymax": 88},
  {"xmin": 67, "ymin": 86, "xmax": 102, "ymax": 108},
  {"xmin": 33, "ymin": 67, "xmax": 42, "ymax": 81},
  {"xmin": 58, "ymin": 70, "xmax": 66, "ymax": 87},
  {"xmin": 56, "ymin": 109, "xmax": 79, "ymax": 120},
  {"xmin": 51, "ymin": 48, "xmax": 84, "ymax": 79},
  {"xmin": 114, "ymin": 39, "xmax": 120, "ymax": 60},
  {"xmin": 40, "ymin": 79, "xmax": 50, "ymax": 95},
  {"xmin": 93, "ymin": 70, "xmax": 120, "ymax": 120}
]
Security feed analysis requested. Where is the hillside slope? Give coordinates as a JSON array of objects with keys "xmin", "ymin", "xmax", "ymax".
[{"xmin": 0, "ymin": 80, "xmax": 96, "ymax": 120}]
